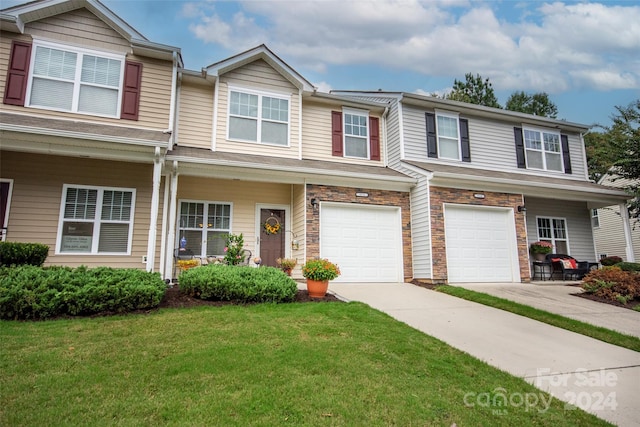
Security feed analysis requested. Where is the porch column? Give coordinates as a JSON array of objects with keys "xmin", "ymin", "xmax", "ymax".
[
  {"xmin": 620, "ymin": 203, "xmax": 635, "ymax": 262},
  {"xmin": 163, "ymin": 161, "xmax": 180, "ymax": 280},
  {"xmin": 145, "ymin": 147, "xmax": 163, "ymax": 272}
]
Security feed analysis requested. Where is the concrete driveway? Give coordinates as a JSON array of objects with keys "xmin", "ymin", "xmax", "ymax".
[{"xmin": 328, "ymin": 282, "xmax": 640, "ymax": 427}]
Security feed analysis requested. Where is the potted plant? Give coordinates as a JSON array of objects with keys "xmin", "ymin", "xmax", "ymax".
[
  {"xmin": 301, "ymin": 258, "xmax": 341, "ymax": 298},
  {"xmin": 276, "ymin": 258, "xmax": 297, "ymax": 276},
  {"xmin": 530, "ymin": 241, "xmax": 553, "ymax": 261}
]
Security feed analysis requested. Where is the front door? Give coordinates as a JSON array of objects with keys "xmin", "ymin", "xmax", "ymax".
[
  {"xmin": 259, "ymin": 208, "xmax": 285, "ymax": 267},
  {"xmin": 0, "ymin": 180, "xmax": 12, "ymax": 242}
]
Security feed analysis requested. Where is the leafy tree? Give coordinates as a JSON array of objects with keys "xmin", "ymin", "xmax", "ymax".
[
  {"xmin": 505, "ymin": 91, "xmax": 558, "ymax": 118},
  {"xmin": 584, "ymin": 131, "xmax": 616, "ymax": 182},
  {"xmin": 446, "ymin": 73, "xmax": 501, "ymax": 108}
]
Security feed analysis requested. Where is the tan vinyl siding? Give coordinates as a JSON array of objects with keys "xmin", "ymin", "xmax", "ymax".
[
  {"xmin": 177, "ymin": 80, "xmax": 214, "ymax": 149},
  {"xmin": 290, "ymin": 184, "xmax": 306, "ymax": 273},
  {"xmin": 524, "ymin": 197, "xmax": 596, "ymax": 261},
  {"xmin": 402, "ymin": 104, "xmax": 588, "ymax": 180},
  {"xmin": 214, "ymin": 60, "xmax": 300, "ymax": 158},
  {"xmin": 0, "ymin": 10, "xmax": 173, "ymax": 130},
  {"xmin": 301, "ymin": 99, "xmax": 385, "ymax": 166},
  {"xmin": 0, "ymin": 151, "xmax": 159, "ymax": 269},
  {"xmin": 176, "ymin": 177, "xmax": 293, "ymax": 255}
]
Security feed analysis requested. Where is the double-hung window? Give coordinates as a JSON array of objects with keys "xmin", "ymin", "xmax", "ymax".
[
  {"xmin": 28, "ymin": 41, "xmax": 124, "ymax": 117},
  {"xmin": 436, "ymin": 112, "xmax": 461, "ymax": 160},
  {"xmin": 178, "ymin": 201, "xmax": 232, "ymax": 257},
  {"xmin": 228, "ymin": 88, "xmax": 289, "ymax": 145},
  {"xmin": 537, "ymin": 216, "xmax": 568, "ymax": 254},
  {"xmin": 425, "ymin": 111, "xmax": 471, "ymax": 162},
  {"xmin": 523, "ymin": 128, "xmax": 563, "ymax": 171},
  {"xmin": 57, "ymin": 185, "xmax": 135, "ymax": 254},
  {"xmin": 343, "ymin": 109, "xmax": 369, "ymax": 158}
]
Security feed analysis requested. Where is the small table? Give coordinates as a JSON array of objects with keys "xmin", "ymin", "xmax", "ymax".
[{"xmin": 532, "ymin": 261, "xmax": 553, "ymax": 281}]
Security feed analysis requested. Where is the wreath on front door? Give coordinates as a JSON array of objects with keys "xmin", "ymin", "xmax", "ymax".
[{"xmin": 263, "ymin": 216, "xmax": 281, "ymax": 235}]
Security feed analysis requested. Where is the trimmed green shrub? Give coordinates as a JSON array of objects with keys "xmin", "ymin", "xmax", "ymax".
[
  {"xmin": 0, "ymin": 265, "xmax": 166, "ymax": 320},
  {"xmin": 617, "ymin": 262, "xmax": 640, "ymax": 272},
  {"xmin": 179, "ymin": 265, "xmax": 297, "ymax": 303},
  {"xmin": 582, "ymin": 267, "xmax": 640, "ymax": 305},
  {"xmin": 0, "ymin": 242, "xmax": 49, "ymax": 267},
  {"xmin": 600, "ymin": 256, "xmax": 622, "ymax": 266}
]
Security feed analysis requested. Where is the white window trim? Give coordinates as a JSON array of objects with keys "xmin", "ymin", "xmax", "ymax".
[
  {"xmin": 435, "ymin": 110, "xmax": 462, "ymax": 161},
  {"xmin": 226, "ymin": 85, "xmax": 291, "ymax": 146},
  {"xmin": 342, "ymin": 107, "xmax": 370, "ymax": 159},
  {"xmin": 536, "ymin": 215, "xmax": 570, "ymax": 254},
  {"xmin": 55, "ymin": 184, "xmax": 136, "ymax": 255},
  {"xmin": 523, "ymin": 126, "xmax": 564, "ymax": 172},
  {"xmin": 591, "ymin": 209, "xmax": 600, "ymax": 228},
  {"xmin": 177, "ymin": 199, "xmax": 234, "ymax": 258},
  {"xmin": 1, "ymin": 179, "xmax": 14, "ymax": 242},
  {"xmin": 25, "ymin": 39, "xmax": 125, "ymax": 119}
]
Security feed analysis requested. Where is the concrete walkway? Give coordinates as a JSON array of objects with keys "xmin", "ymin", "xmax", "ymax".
[
  {"xmin": 328, "ymin": 282, "xmax": 640, "ymax": 427},
  {"xmin": 458, "ymin": 282, "xmax": 640, "ymax": 337}
]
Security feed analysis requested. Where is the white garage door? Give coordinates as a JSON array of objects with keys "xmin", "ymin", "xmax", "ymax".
[
  {"xmin": 444, "ymin": 205, "xmax": 519, "ymax": 283},
  {"xmin": 320, "ymin": 203, "xmax": 402, "ymax": 282}
]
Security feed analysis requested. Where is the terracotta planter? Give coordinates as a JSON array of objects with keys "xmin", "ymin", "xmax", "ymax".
[
  {"xmin": 306, "ymin": 279, "xmax": 329, "ymax": 298},
  {"xmin": 282, "ymin": 268, "xmax": 292, "ymax": 276}
]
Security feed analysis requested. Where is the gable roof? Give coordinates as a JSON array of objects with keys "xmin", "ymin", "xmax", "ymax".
[
  {"xmin": 203, "ymin": 44, "xmax": 315, "ymax": 92},
  {"xmin": 0, "ymin": 0, "xmax": 181, "ymax": 62}
]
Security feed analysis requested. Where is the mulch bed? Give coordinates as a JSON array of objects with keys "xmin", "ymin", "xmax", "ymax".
[{"xmin": 572, "ymin": 291, "xmax": 640, "ymax": 311}]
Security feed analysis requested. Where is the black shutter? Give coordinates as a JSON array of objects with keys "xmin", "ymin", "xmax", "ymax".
[
  {"xmin": 426, "ymin": 112, "xmax": 437, "ymax": 158},
  {"xmin": 460, "ymin": 118, "xmax": 471, "ymax": 162},
  {"xmin": 514, "ymin": 127, "xmax": 526, "ymax": 168},
  {"xmin": 561, "ymin": 134, "xmax": 572, "ymax": 174}
]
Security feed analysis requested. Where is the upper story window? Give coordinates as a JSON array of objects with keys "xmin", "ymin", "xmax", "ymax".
[
  {"xmin": 514, "ymin": 127, "xmax": 572, "ymax": 174},
  {"xmin": 3, "ymin": 40, "xmax": 142, "ymax": 120},
  {"xmin": 56, "ymin": 185, "xmax": 135, "ymax": 255},
  {"xmin": 331, "ymin": 109, "xmax": 380, "ymax": 161},
  {"xmin": 425, "ymin": 111, "xmax": 471, "ymax": 162},
  {"xmin": 228, "ymin": 88, "xmax": 290, "ymax": 146},
  {"xmin": 27, "ymin": 41, "xmax": 124, "ymax": 117}
]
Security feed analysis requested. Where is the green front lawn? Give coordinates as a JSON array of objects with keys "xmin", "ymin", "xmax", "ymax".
[{"xmin": 1, "ymin": 303, "xmax": 610, "ymax": 426}]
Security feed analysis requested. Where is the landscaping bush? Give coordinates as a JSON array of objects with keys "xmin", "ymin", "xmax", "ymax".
[
  {"xmin": 616, "ymin": 262, "xmax": 640, "ymax": 272},
  {"xmin": 0, "ymin": 242, "xmax": 49, "ymax": 267},
  {"xmin": 178, "ymin": 264, "xmax": 297, "ymax": 303},
  {"xmin": 599, "ymin": 256, "xmax": 622, "ymax": 266},
  {"xmin": 581, "ymin": 267, "xmax": 640, "ymax": 305},
  {"xmin": 0, "ymin": 265, "xmax": 166, "ymax": 320}
]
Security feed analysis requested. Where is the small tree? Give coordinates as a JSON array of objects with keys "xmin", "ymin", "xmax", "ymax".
[
  {"xmin": 505, "ymin": 91, "xmax": 558, "ymax": 118},
  {"xmin": 223, "ymin": 233, "xmax": 245, "ymax": 265},
  {"xmin": 446, "ymin": 73, "xmax": 501, "ymax": 108}
]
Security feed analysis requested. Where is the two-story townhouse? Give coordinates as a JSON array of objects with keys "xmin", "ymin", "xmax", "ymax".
[
  {"xmin": 164, "ymin": 45, "xmax": 414, "ymax": 282},
  {"xmin": 1, "ymin": 0, "xmax": 180, "ymax": 273},
  {"xmin": 334, "ymin": 91, "xmax": 631, "ymax": 283}
]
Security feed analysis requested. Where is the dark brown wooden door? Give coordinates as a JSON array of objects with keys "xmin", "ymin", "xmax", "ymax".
[
  {"xmin": 0, "ymin": 181, "xmax": 10, "ymax": 241},
  {"xmin": 260, "ymin": 208, "xmax": 285, "ymax": 267}
]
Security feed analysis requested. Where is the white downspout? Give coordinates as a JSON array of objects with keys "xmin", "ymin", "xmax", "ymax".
[
  {"xmin": 168, "ymin": 52, "xmax": 178, "ymax": 148},
  {"xmin": 164, "ymin": 161, "xmax": 180, "ymax": 280},
  {"xmin": 298, "ymin": 88, "xmax": 303, "ymax": 160},
  {"xmin": 381, "ymin": 106, "xmax": 389, "ymax": 167},
  {"xmin": 620, "ymin": 203, "xmax": 635, "ymax": 262},
  {"xmin": 145, "ymin": 147, "xmax": 163, "ymax": 272}
]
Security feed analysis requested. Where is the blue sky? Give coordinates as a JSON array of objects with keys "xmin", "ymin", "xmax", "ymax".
[{"xmin": 5, "ymin": 0, "xmax": 640, "ymax": 127}]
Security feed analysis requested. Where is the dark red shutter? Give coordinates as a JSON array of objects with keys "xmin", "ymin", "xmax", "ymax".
[
  {"xmin": 561, "ymin": 134, "xmax": 572, "ymax": 174},
  {"xmin": 120, "ymin": 61, "xmax": 143, "ymax": 120},
  {"xmin": 425, "ymin": 112, "xmax": 438, "ymax": 158},
  {"xmin": 331, "ymin": 111, "xmax": 343, "ymax": 156},
  {"xmin": 3, "ymin": 41, "xmax": 32, "ymax": 106},
  {"xmin": 514, "ymin": 127, "xmax": 526, "ymax": 168},
  {"xmin": 459, "ymin": 118, "xmax": 471, "ymax": 162},
  {"xmin": 369, "ymin": 116, "xmax": 380, "ymax": 161}
]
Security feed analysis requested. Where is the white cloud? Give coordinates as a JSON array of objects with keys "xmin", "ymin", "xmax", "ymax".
[{"xmin": 184, "ymin": 0, "xmax": 640, "ymax": 93}]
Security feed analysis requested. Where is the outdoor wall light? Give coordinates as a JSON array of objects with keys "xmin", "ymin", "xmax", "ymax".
[
  {"xmin": 310, "ymin": 198, "xmax": 319, "ymax": 210},
  {"xmin": 292, "ymin": 239, "xmax": 300, "ymax": 250},
  {"xmin": 517, "ymin": 205, "xmax": 527, "ymax": 213}
]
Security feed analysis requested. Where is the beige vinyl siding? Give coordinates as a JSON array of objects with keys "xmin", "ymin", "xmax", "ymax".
[
  {"xmin": 402, "ymin": 104, "xmax": 588, "ymax": 179},
  {"xmin": 0, "ymin": 151, "xmax": 159, "ymax": 269},
  {"xmin": 214, "ymin": 60, "xmax": 300, "ymax": 158},
  {"xmin": 0, "ymin": 10, "xmax": 173, "ymax": 130},
  {"xmin": 177, "ymin": 80, "xmax": 214, "ymax": 149},
  {"xmin": 593, "ymin": 205, "xmax": 640, "ymax": 261},
  {"xmin": 524, "ymin": 197, "xmax": 596, "ymax": 262},
  {"xmin": 176, "ymin": 176, "xmax": 293, "ymax": 255},
  {"xmin": 408, "ymin": 175, "xmax": 432, "ymax": 279},
  {"xmin": 301, "ymin": 99, "xmax": 385, "ymax": 166},
  {"xmin": 290, "ymin": 184, "xmax": 306, "ymax": 272}
]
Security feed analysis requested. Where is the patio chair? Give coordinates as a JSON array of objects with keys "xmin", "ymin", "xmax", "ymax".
[{"xmin": 545, "ymin": 253, "xmax": 590, "ymax": 280}]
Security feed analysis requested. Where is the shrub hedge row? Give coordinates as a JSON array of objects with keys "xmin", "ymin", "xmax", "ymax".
[
  {"xmin": 178, "ymin": 265, "xmax": 297, "ymax": 303},
  {"xmin": 0, "ymin": 266, "xmax": 166, "ymax": 320},
  {"xmin": 0, "ymin": 242, "xmax": 49, "ymax": 267}
]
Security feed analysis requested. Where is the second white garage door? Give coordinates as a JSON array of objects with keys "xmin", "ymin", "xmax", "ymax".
[
  {"xmin": 444, "ymin": 205, "xmax": 520, "ymax": 283},
  {"xmin": 320, "ymin": 203, "xmax": 402, "ymax": 282}
]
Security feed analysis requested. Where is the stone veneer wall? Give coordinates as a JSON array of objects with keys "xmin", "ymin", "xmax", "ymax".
[
  {"xmin": 306, "ymin": 184, "xmax": 413, "ymax": 281},
  {"xmin": 429, "ymin": 186, "xmax": 529, "ymax": 283}
]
